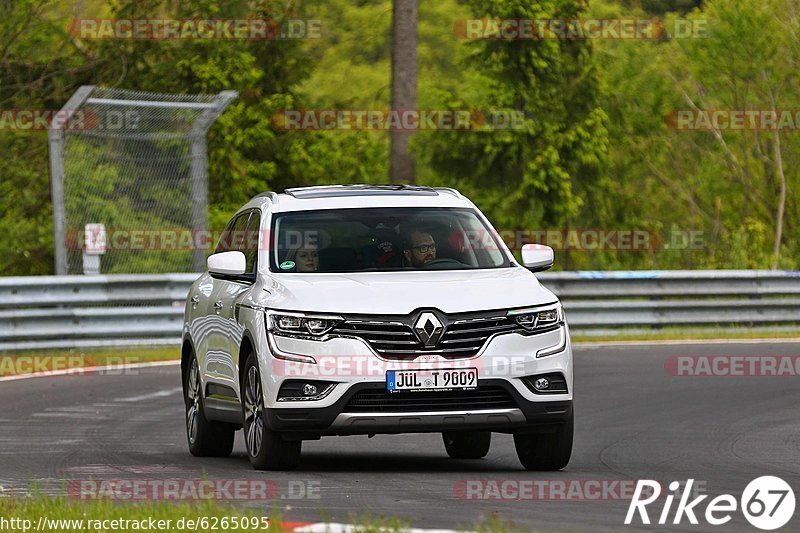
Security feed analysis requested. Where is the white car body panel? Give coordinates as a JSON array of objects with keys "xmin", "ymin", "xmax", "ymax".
[
  {"xmin": 182, "ymin": 185, "xmax": 573, "ymax": 444},
  {"xmin": 262, "ymin": 268, "xmax": 557, "ymax": 315}
]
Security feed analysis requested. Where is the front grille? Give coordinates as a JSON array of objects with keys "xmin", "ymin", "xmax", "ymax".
[
  {"xmin": 333, "ymin": 319, "xmax": 418, "ymax": 354},
  {"xmin": 332, "ymin": 312, "xmax": 521, "ymax": 360},
  {"xmin": 343, "ymin": 386, "xmax": 517, "ymax": 413},
  {"xmin": 441, "ymin": 315, "xmax": 519, "ymax": 355}
]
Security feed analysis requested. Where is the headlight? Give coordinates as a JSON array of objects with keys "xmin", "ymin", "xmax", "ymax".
[
  {"xmin": 507, "ymin": 303, "xmax": 563, "ymax": 332},
  {"xmin": 266, "ymin": 310, "xmax": 343, "ymax": 338}
]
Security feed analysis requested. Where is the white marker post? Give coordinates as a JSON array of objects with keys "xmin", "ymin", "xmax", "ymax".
[{"xmin": 83, "ymin": 223, "xmax": 106, "ymax": 275}]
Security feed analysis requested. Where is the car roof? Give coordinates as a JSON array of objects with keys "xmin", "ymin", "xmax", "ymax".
[{"xmin": 239, "ymin": 184, "xmax": 473, "ymax": 213}]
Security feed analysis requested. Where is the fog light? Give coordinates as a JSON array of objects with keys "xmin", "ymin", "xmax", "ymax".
[
  {"xmin": 277, "ymin": 380, "xmax": 336, "ymax": 401},
  {"xmin": 521, "ymin": 373, "xmax": 567, "ymax": 394}
]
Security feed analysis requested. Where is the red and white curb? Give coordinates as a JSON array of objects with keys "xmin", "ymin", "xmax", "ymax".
[{"xmin": 0, "ymin": 359, "xmax": 180, "ymax": 383}]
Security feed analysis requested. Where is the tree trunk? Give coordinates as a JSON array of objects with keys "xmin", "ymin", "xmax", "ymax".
[
  {"xmin": 771, "ymin": 130, "xmax": 786, "ymax": 270},
  {"xmin": 766, "ymin": 82, "xmax": 786, "ymax": 270},
  {"xmin": 390, "ymin": 0, "xmax": 417, "ymax": 184}
]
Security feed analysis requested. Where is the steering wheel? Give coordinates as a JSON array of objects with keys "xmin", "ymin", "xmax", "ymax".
[{"xmin": 422, "ymin": 258, "xmax": 470, "ymax": 269}]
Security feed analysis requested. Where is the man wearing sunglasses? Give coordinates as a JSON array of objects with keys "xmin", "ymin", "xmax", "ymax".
[{"xmin": 402, "ymin": 228, "xmax": 438, "ymax": 268}]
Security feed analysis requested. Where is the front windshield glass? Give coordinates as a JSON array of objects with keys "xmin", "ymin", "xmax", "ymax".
[{"xmin": 270, "ymin": 207, "xmax": 511, "ymax": 273}]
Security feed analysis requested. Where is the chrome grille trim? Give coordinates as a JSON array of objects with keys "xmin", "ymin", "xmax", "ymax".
[
  {"xmin": 331, "ymin": 311, "xmax": 524, "ymax": 360},
  {"xmin": 344, "ymin": 329, "xmax": 414, "ymax": 336},
  {"xmin": 446, "ymin": 324, "xmax": 516, "ymax": 335},
  {"xmin": 440, "ymin": 336, "xmax": 490, "ymax": 344},
  {"xmin": 451, "ymin": 315, "xmax": 507, "ymax": 324}
]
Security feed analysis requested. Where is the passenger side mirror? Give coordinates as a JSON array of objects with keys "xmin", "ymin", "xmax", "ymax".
[
  {"xmin": 521, "ymin": 244, "xmax": 554, "ymax": 272},
  {"xmin": 207, "ymin": 251, "xmax": 246, "ymax": 276}
]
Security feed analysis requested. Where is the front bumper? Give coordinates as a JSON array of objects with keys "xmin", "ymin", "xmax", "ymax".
[
  {"xmin": 260, "ymin": 322, "xmax": 573, "ymax": 438},
  {"xmin": 265, "ymin": 379, "xmax": 572, "ymax": 438}
]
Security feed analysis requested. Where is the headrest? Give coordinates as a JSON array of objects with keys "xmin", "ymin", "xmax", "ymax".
[{"xmin": 319, "ymin": 247, "xmax": 358, "ymax": 271}]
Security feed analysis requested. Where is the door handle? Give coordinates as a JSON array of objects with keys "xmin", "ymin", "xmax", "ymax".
[
  {"xmin": 214, "ymin": 301, "xmax": 224, "ymax": 309},
  {"xmin": 190, "ymin": 295, "xmax": 200, "ymax": 304}
]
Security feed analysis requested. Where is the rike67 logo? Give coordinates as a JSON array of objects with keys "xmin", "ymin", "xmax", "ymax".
[{"xmin": 626, "ymin": 477, "xmax": 795, "ymax": 530}]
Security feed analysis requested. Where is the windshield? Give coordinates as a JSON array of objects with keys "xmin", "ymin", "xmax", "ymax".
[{"xmin": 270, "ymin": 207, "xmax": 511, "ymax": 273}]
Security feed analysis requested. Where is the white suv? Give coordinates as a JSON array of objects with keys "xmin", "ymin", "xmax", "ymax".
[{"xmin": 181, "ymin": 185, "xmax": 573, "ymax": 471}]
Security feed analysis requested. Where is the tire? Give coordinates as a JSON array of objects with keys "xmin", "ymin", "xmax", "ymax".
[
  {"xmin": 513, "ymin": 411, "xmax": 573, "ymax": 471},
  {"xmin": 241, "ymin": 351, "xmax": 301, "ymax": 470},
  {"xmin": 183, "ymin": 352, "xmax": 235, "ymax": 457},
  {"xmin": 442, "ymin": 431, "xmax": 491, "ymax": 459}
]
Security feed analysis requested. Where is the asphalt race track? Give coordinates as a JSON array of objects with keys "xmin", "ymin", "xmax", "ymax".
[{"xmin": 1, "ymin": 341, "xmax": 798, "ymax": 532}]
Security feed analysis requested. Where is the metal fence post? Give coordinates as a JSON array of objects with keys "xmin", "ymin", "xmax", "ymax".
[
  {"xmin": 190, "ymin": 137, "xmax": 208, "ymax": 272},
  {"xmin": 48, "ymin": 129, "xmax": 67, "ymax": 275},
  {"xmin": 189, "ymin": 91, "xmax": 238, "ymax": 272},
  {"xmin": 48, "ymin": 85, "xmax": 95, "ymax": 275}
]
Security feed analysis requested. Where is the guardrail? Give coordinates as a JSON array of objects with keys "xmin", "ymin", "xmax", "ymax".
[
  {"xmin": 0, "ymin": 274, "xmax": 196, "ymax": 351},
  {"xmin": 1, "ymin": 270, "xmax": 799, "ymax": 350}
]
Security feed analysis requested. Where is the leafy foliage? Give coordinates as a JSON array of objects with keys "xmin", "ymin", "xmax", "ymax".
[{"xmin": 1, "ymin": 0, "xmax": 796, "ymax": 274}]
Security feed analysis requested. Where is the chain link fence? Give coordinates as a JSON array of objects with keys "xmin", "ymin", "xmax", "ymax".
[{"xmin": 49, "ymin": 86, "xmax": 237, "ymax": 274}]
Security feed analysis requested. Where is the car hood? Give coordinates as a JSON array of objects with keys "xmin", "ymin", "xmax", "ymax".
[{"xmin": 259, "ymin": 267, "xmax": 557, "ymax": 315}]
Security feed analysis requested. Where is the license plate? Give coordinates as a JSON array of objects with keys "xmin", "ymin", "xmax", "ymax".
[{"xmin": 386, "ymin": 368, "xmax": 478, "ymax": 392}]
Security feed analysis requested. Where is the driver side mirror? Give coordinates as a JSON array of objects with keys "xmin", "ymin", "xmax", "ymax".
[
  {"xmin": 207, "ymin": 251, "xmax": 246, "ymax": 276},
  {"xmin": 521, "ymin": 244, "xmax": 554, "ymax": 272}
]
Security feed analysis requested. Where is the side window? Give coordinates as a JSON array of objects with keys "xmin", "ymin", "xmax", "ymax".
[
  {"xmin": 242, "ymin": 211, "xmax": 260, "ymax": 275},
  {"xmin": 214, "ymin": 213, "xmax": 250, "ymax": 254},
  {"xmin": 230, "ymin": 212, "xmax": 251, "ymax": 253}
]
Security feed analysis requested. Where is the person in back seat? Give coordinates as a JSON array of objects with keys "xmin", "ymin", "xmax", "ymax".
[
  {"xmin": 363, "ymin": 226, "xmax": 402, "ymax": 269},
  {"xmin": 285, "ymin": 243, "xmax": 319, "ymax": 272}
]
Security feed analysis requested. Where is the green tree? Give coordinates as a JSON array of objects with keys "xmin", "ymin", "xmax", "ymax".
[{"xmin": 415, "ymin": 0, "xmax": 609, "ymax": 269}]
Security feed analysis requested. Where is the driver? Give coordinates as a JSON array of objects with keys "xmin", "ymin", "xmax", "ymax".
[{"xmin": 402, "ymin": 229, "xmax": 437, "ymax": 268}]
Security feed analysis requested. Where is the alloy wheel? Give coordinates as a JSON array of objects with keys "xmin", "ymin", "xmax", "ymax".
[
  {"xmin": 186, "ymin": 358, "xmax": 200, "ymax": 445},
  {"xmin": 244, "ymin": 365, "xmax": 264, "ymax": 457}
]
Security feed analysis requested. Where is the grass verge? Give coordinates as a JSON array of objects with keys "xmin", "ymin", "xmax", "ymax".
[
  {"xmin": 0, "ymin": 495, "xmax": 528, "ymax": 532},
  {"xmin": 0, "ymin": 346, "xmax": 179, "ymax": 377},
  {"xmin": 0, "ymin": 496, "xmax": 279, "ymax": 532},
  {"xmin": 572, "ymin": 328, "xmax": 800, "ymax": 343}
]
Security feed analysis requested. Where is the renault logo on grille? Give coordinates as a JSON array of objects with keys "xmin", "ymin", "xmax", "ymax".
[{"xmin": 414, "ymin": 312, "xmax": 444, "ymax": 347}]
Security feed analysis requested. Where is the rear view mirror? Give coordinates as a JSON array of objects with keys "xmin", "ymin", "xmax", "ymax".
[
  {"xmin": 207, "ymin": 251, "xmax": 246, "ymax": 276},
  {"xmin": 521, "ymin": 244, "xmax": 554, "ymax": 272}
]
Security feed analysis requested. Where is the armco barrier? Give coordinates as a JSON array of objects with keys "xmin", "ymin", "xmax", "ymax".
[
  {"xmin": 542, "ymin": 270, "xmax": 800, "ymax": 330},
  {"xmin": 0, "ymin": 274, "xmax": 196, "ymax": 350},
  {"xmin": 1, "ymin": 271, "xmax": 799, "ymax": 350}
]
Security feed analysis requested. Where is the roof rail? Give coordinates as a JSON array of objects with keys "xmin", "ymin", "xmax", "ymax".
[
  {"xmin": 283, "ymin": 184, "xmax": 439, "ymax": 199},
  {"xmin": 250, "ymin": 191, "xmax": 279, "ymax": 204},
  {"xmin": 432, "ymin": 187, "xmax": 463, "ymax": 199}
]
